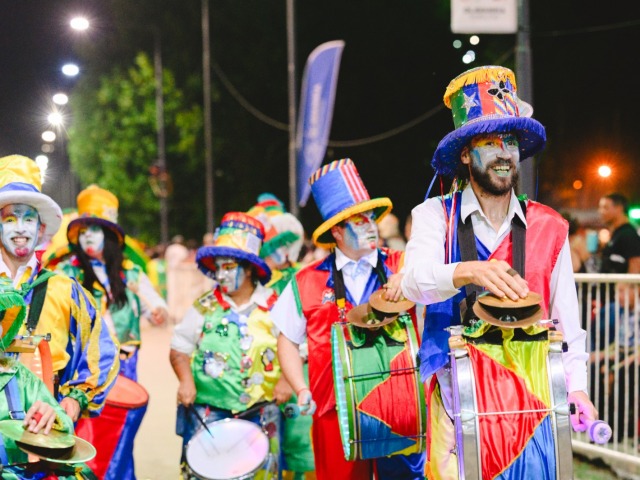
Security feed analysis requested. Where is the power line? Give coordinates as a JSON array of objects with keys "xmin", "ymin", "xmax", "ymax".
[{"xmin": 535, "ymin": 18, "xmax": 640, "ymax": 37}]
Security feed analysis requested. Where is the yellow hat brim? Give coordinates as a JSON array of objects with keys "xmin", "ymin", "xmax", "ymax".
[{"xmin": 311, "ymin": 198, "xmax": 393, "ymax": 249}]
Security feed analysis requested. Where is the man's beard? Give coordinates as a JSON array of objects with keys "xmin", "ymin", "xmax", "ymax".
[{"xmin": 470, "ymin": 161, "xmax": 519, "ymax": 196}]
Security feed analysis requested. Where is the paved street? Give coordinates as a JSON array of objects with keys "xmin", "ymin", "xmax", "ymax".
[{"xmin": 134, "ymin": 320, "xmax": 182, "ymax": 480}]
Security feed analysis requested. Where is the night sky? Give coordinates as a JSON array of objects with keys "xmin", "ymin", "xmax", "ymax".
[{"xmin": 1, "ymin": 1, "xmax": 639, "ymax": 230}]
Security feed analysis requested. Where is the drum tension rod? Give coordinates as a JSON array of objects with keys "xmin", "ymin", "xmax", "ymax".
[
  {"xmin": 345, "ymin": 366, "xmax": 418, "ymax": 380},
  {"xmin": 351, "ymin": 434, "xmax": 426, "ymax": 444}
]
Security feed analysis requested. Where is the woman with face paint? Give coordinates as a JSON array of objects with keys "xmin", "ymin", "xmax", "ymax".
[
  {"xmin": 60, "ymin": 185, "xmax": 168, "ymax": 382},
  {"xmin": 169, "ymin": 212, "xmax": 283, "ymax": 478}
]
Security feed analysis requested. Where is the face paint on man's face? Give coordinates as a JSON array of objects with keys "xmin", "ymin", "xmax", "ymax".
[
  {"xmin": 343, "ymin": 211, "xmax": 378, "ymax": 253},
  {"xmin": 0, "ymin": 204, "xmax": 42, "ymax": 259},
  {"xmin": 79, "ymin": 224, "xmax": 105, "ymax": 259},
  {"xmin": 214, "ymin": 257, "xmax": 246, "ymax": 294},
  {"xmin": 268, "ymin": 247, "xmax": 287, "ymax": 267},
  {"xmin": 468, "ymin": 133, "xmax": 520, "ymax": 195}
]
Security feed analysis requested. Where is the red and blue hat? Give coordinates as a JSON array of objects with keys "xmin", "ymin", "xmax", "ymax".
[
  {"xmin": 196, "ymin": 212, "xmax": 271, "ymax": 284},
  {"xmin": 432, "ymin": 65, "xmax": 546, "ymax": 178},
  {"xmin": 309, "ymin": 158, "xmax": 392, "ymax": 248}
]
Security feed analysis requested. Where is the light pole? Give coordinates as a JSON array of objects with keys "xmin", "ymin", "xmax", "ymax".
[
  {"xmin": 202, "ymin": 0, "xmax": 215, "ymax": 232},
  {"xmin": 70, "ymin": 16, "xmax": 169, "ymax": 245}
]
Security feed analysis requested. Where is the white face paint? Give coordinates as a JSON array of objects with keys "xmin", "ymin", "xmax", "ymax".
[
  {"xmin": 467, "ymin": 133, "xmax": 520, "ymax": 196},
  {"xmin": 79, "ymin": 224, "xmax": 105, "ymax": 260},
  {"xmin": 214, "ymin": 256, "xmax": 247, "ymax": 294},
  {"xmin": 0, "ymin": 204, "xmax": 42, "ymax": 260},
  {"xmin": 343, "ymin": 211, "xmax": 378, "ymax": 254},
  {"xmin": 268, "ymin": 247, "xmax": 287, "ymax": 267}
]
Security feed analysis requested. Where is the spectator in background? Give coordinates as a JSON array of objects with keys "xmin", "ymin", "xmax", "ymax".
[
  {"xmin": 377, "ymin": 212, "xmax": 406, "ymax": 251},
  {"xmin": 561, "ymin": 212, "xmax": 589, "ymax": 273},
  {"xmin": 598, "ymin": 193, "xmax": 640, "ymax": 275}
]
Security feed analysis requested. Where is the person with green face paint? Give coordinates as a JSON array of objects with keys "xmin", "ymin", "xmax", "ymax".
[
  {"xmin": 170, "ymin": 212, "xmax": 283, "ymax": 478},
  {"xmin": 0, "ymin": 155, "xmax": 119, "ymax": 424}
]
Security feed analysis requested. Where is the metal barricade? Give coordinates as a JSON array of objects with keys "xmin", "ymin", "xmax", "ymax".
[{"xmin": 573, "ymin": 273, "xmax": 640, "ymax": 471}]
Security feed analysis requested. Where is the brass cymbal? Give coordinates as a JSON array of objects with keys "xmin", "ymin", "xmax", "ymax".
[
  {"xmin": 0, "ymin": 420, "xmax": 75, "ymax": 449},
  {"xmin": 17, "ymin": 436, "xmax": 96, "ymax": 464},
  {"xmin": 346, "ymin": 302, "xmax": 399, "ymax": 329},
  {"xmin": 476, "ymin": 291, "xmax": 542, "ymax": 309},
  {"xmin": 367, "ymin": 289, "xmax": 415, "ymax": 314}
]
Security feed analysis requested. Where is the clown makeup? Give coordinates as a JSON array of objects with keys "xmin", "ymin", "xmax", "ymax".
[
  {"xmin": 267, "ymin": 247, "xmax": 287, "ymax": 268},
  {"xmin": 214, "ymin": 256, "xmax": 247, "ymax": 294},
  {"xmin": 343, "ymin": 211, "xmax": 378, "ymax": 253},
  {"xmin": 0, "ymin": 204, "xmax": 42, "ymax": 260},
  {"xmin": 79, "ymin": 224, "xmax": 105, "ymax": 260},
  {"xmin": 467, "ymin": 133, "xmax": 520, "ymax": 196}
]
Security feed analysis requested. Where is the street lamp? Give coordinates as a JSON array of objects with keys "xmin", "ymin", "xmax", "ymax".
[
  {"xmin": 69, "ymin": 16, "xmax": 169, "ymax": 244},
  {"xmin": 598, "ymin": 165, "xmax": 612, "ymax": 178}
]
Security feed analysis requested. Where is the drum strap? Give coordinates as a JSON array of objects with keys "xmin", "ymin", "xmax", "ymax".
[
  {"xmin": 25, "ymin": 270, "xmax": 53, "ymax": 334},
  {"xmin": 457, "ymin": 199, "xmax": 527, "ymax": 290},
  {"xmin": 331, "ymin": 251, "xmax": 388, "ymax": 318}
]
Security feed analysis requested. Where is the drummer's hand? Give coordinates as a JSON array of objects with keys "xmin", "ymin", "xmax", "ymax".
[
  {"xmin": 296, "ymin": 388, "xmax": 317, "ymax": 416},
  {"xmin": 568, "ymin": 390, "xmax": 598, "ymax": 433},
  {"xmin": 177, "ymin": 379, "xmax": 197, "ymax": 407},
  {"xmin": 23, "ymin": 401, "xmax": 57, "ymax": 434},
  {"xmin": 453, "ymin": 260, "xmax": 528, "ymax": 301},
  {"xmin": 60, "ymin": 397, "xmax": 81, "ymax": 422},
  {"xmin": 150, "ymin": 307, "xmax": 168, "ymax": 326},
  {"xmin": 383, "ymin": 273, "xmax": 405, "ymax": 302},
  {"xmin": 274, "ymin": 376, "xmax": 293, "ymax": 405}
]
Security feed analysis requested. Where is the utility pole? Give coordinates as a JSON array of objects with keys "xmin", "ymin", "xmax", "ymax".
[
  {"xmin": 202, "ymin": 0, "xmax": 215, "ymax": 232},
  {"xmin": 153, "ymin": 29, "xmax": 169, "ymax": 245},
  {"xmin": 286, "ymin": 0, "xmax": 298, "ymax": 216},
  {"xmin": 516, "ymin": 0, "xmax": 536, "ymax": 199}
]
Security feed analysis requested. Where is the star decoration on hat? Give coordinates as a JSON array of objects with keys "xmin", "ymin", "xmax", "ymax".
[
  {"xmin": 487, "ymin": 80, "xmax": 511, "ymax": 101},
  {"xmin": 461, "ymin": 92, "xmax": 478, "ymax": 113}
]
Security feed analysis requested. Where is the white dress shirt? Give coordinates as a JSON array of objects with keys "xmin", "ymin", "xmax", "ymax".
[
  {"xmin": 401, "ymin": 186, "xmax": 588, "ymax": 393},
  {"xmin": 271, "ymin": 247, "xmax": 378, "ymax": 345}
]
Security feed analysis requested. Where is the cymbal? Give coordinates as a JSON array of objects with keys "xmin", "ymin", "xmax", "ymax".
[
  {"xmin": 17, "ymin": 436, "xmax": 96, "ymax": 464},
  {"xmin": 367, "ymin": 289, "xmax": 415, "ymax": 314},
  {"xmin": 0, "ymin": 420, "xmax": 75, "ymax": 449},
  {"xmin": 346, "ymin": 302, "xmax": 399, "ymax": 329},
  {"xmin": 476, "ymin": 291, "xmax": 542, "ymax": 309}
]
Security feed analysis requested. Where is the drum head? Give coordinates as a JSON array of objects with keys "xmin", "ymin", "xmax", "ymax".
[
  {"xmin": 106, "ymin": 375, "xmax": 149, "ymax": 408},
  {"xmin": 186, "ymin": 418, "xmax": 269, "ymax": 480}
]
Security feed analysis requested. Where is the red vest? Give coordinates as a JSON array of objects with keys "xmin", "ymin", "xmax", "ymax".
[
  {"xmin": 489, "ymin": 200, "xmax": 568, "ymax": 317},
  {"xmin": 294, "ymin": 248, "xmax": 405, "ymax": 417}
]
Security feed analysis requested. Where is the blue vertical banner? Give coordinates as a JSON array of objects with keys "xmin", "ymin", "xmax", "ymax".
[{"xmin": 296, "ymin": 40, "xmax": 345, "ymax": 207}]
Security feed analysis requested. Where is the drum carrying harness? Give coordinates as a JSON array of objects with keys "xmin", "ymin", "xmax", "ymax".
[
  {"xmin": 331, "ymin": 251, "xmax": 388, "ymax": 321},
  {"xmin": 457, "ymin": 199, "xmax": 526, "ymax": 323}
]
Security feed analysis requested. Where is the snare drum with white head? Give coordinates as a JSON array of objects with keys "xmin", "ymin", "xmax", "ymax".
[{"xmin": 185, "ymin": 418, "xmax": 272, "ymax": 480}]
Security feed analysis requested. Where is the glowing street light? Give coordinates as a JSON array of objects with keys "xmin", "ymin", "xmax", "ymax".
[
  {"xmin": 48, "ymin": 112, "xmax": 64, "ymax": 127},
  {"xmin": 52, "ymin": 93, "xmax": 69, "ymax": 105},
  {"xmin": 41, "ymin": 131, "xmax": 56, "ymax": 142},
  {"xmin": 61, "ymin": 63, "xmax": 80, "ymax": 77},
  {"xmin": 70, "ymin": 16, "xmax": 90, "ymax": 31},
  {"xmin": 598, "ymin": 165, "xmax": 612, "ymax": 178}
]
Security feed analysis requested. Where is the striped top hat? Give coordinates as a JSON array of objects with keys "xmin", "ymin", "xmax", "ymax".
[
  {"xmin": 309, "ymin": 158, "xmax": 392, "ymax": 248},
  {"xmin": 432, "ymin": 65, "xmax": 546, "ymax": 178},
  {"xmin": 196, "ymin": 212, "xmax": 271, "ymax": 285},
  {"xmin": 67, "ymin": 185, "xmax": 125, "ymax": 247},
  {"xmin": 0, "ymin": 155, "xmax": 63, "ymax": 239}
]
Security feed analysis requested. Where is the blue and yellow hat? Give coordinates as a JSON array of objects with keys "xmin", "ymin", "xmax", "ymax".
[
  {"xmin": 432, "ymin": 65, "xmax": 546, "ymax": 178},
  {"xmin": 67, "ymin": 185, "xmax": 125, "ymax": 247},
  {"xmin": 0, "ymin": 155, "xmax": 63, "ymax": 239},
  {"xmin": 309, "ymin": 158, "xmax": 392, "ymax": 248},
  {"xmin": 196, "ymin": 212, "xmax": 271, "ymax": 284}
]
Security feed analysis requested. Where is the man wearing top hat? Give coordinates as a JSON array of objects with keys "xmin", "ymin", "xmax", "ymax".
[
  {"xmin": 0, "ymin": 155, "xmax": 119, "ymax": 422},
  {"xmin": 271, "ymin": 158, "xmax": 425, "ymax": 479},
  {"xmin": 393, "ymin": 66, "xmax": 597, "ymax": 477}
]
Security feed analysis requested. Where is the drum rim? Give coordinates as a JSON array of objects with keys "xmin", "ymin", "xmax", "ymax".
[
  {"xmin": 331, "ymin": 324, "xmax": 358, "ymax": 461},
  {"xmin": 106, "ymin": 375, "xmax": 150, "ymax": 408},
  {"xmin": 185, "ymin": 417, "xmax": 269, "ymax": 480}
]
